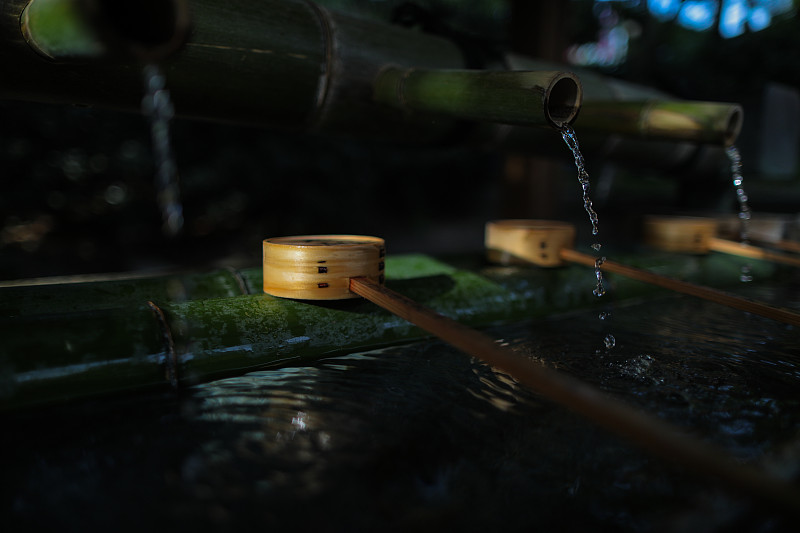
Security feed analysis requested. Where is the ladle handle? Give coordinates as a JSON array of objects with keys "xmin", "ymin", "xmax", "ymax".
[
  {"xmin": 709, "ymin": 237, "xmax": 800, "ymax": 268},
  {"xmin": 559, "ymin": 248, "xmax": 800, "ymax": 327},
  {"xmin": 349, "ymin": 276, "xmax": 800, "ymax": 515}
]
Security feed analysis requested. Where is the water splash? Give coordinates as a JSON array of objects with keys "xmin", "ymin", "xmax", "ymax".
[
  {"xmin": 726, "ymin": 145, "xmax": 752, "ymax": 282},
  {"xmin": 561, "ymin": 125, "xmax": 606, "ymax": 299},
  {"xmin": 142, "ymin": 64, "xmax": 183, "ymax": 236}
]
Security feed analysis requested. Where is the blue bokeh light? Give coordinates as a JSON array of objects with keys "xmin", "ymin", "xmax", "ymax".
[
  {"xmin": 720, "ymin": 0, "xmax": 748, "ymax": 38},
  {"xmin": 648, "ymin": 0, "xmax": 682, "ymax": 20},
  {"xmin": 677, "ymin": 1, "xmax": 718, "ymax": 31}
]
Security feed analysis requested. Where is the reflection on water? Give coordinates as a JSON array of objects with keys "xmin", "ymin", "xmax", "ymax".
[{"xmin": 3, "ymin": 283, "xmax": 800, "ymax": 532}]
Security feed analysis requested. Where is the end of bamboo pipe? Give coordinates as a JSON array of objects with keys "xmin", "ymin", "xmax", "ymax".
[
  {"xmin": 374, "ymin": 68, "xmax": 582, "ymax": 129},
  {"xmin": 576, "ymin": 100, "xmax": 743, "ymax": 146},
  {"xmin": 21, "ymin": 0, "xmax": 191, "ymax": 62}
]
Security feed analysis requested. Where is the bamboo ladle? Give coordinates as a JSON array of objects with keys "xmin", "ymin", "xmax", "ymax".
[
  {"xmin": 485, "ymin": 220, "xmax": 800, "ymax": 328},
  {"xmin": 262, "ymin": 235, "xmax": 800, "ymax": 515},
  {"xmin": 644, "ymin": 216, "xmax": 800, "ymax": 268}
]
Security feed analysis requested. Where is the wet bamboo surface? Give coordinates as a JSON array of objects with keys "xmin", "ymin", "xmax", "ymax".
[{"xmin": 350, "ymin": 276, "xmax": 800, "ymax": 516}]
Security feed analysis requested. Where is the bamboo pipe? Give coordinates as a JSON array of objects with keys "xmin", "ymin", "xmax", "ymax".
[
  {"xmin": 348, "ymin": 275, "xmax": 800, "ymax": 516},
  {"xmin": 3, "ymin": 0, "xmax": 746, "ymax": 158},
  {"xmin": 1, "ymin": 0, "xmax": 468, "ymax": 139},
  {"xmin": 575, "ymin": 100, "xmax": 743, "ymax": 146},
  {"xmin": 373, "ymin": 67, "xmax": 582, "ymax": 129},
  {"xmin": 498, "ymin": 54, "xmax": 742, "ymax": 171},
  {"xmin": 644, "ymin": 216, "xmax": 800, "ymax": 268},
  {"xmin": 261, "ymin": 235, "xmax": 800, "ymax": 514},
  {"xmin": 20, "ymin": 0, "xmax": 191, "ymax": 61},
  {"xmin": 485, "ymin": 220, "xmax": 800, "ymax": 327}
]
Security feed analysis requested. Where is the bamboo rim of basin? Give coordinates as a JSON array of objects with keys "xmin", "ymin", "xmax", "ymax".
[
  {"xmin": 263, "ymin": 235, "xmax": 385, "ymax": 300},
  {"xmin": 485, "ymin": 220, "xmax": 576, "ymax": 267}
]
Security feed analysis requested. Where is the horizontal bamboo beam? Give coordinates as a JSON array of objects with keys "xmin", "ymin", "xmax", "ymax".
[
  {"xmin": 576, "ymin": 100, "xmax": 743, "ymax": 146},
  {"xmin": 1, "ymin": 0, "xmax": 467, "ymax": 140},
  {"xmin": 1, "ymin": 1, "xmax": 745, "ymax": 157}
]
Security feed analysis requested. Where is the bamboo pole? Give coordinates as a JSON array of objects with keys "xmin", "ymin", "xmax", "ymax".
[
  {"xmin": 575, "ymin": 100, "xmax": 743, "ymax": 146},
  {"xmin": 349, "ymin": 276, "xmax": 800, "ymax": 516},
  {"xmin": 373, "ymin": 67, "xmax": 582, "ymax": 129},
  {"xmin": 1, "ymin": 0, "xmax": 468, "ymax": 139},
  {"xmin": 768, "ymin": 239, "xmax": 800, "ymax": 254},
  {"xmin": 0, "ymin": 268, "xmax": 251, "ymax": 316},
  {"xmin": 709, "ymin": 237, "xmax": 800, "ymax": 268},
  {"xmin": 20, "ymin": 0, "xmax": 190, "ymax": 61},
  {"xmin": 560, "ymin": 248, "xmax": 800, "ymax": 327}
]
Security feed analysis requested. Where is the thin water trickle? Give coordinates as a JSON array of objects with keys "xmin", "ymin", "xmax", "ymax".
[
  {"xmin": 142, "ymin": 64, "xmax": 183, "ymax": 236},
  {"xmin": 561, "ymin": 125, "xmax": 607, "ymax": 301},
  {"xmin": 561, "ymin": 125, "xmax": 599, "ymax": 236},
  {"xmin": 726, "ymin": 145, "xmax": 753, "ymax": 282}
]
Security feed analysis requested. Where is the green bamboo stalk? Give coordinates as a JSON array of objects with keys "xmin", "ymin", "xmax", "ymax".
[
  {"xmin": 373, "ymin": 67, "xmax": 582, "ymax": 129},
  {"xmin": 1, "ymin": 0, "xmax": 466, "ymax": 138},
  {"xmin": 576, "ymin": 100, "xmax": 743, "ymax": 146},
  {"xmin": 0, "ymin": 268, "xmax": 250, "ymax": 316},
  {"xmin": 500, "ymin": 54, "xmax": 745, "ymax": 162},
  {"xmin": 20, "ymin": 0, "xmax": 190, "ymax": 61}
]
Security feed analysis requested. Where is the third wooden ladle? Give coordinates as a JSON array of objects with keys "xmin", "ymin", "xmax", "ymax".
[{"xmin": 485, "ymin": 219, "xmax": 800, "ymax": 327}]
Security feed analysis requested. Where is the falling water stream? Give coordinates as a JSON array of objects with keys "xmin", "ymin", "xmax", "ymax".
[
  {"xmin": 726, "ymin": 145, "xmax": 753, "ymax": 282},
  {"xmin": 142, "ymin": 64, "xmax": 184, "ymax": 237},
  {"xmin": 561, "ymin": 125, "xmax": 614, "ymax": 350}
]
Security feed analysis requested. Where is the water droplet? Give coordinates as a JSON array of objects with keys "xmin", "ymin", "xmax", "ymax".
[
  {"xmin": 740, "ymin": 264, "xmax": 753, "ymax": 283},
  {"xmin": 598, "ymin": 311, "xmax": 611, "ymax": 320},
  {"xmin": 591, "ymin": 243, "xmax": 602, "ymax": 251},
  {"xmin": 726, "ymin": 145, "xmax": 751, "ymax": 248},
  {"xmin": 604, "ymin": 334, "xmax": 616, "ymax": 350}
]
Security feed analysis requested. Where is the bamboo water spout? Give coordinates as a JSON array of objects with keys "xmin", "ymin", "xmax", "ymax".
[{"xmin": 374, "ymin": 68, "xmax": 581, "ymax": 129}]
